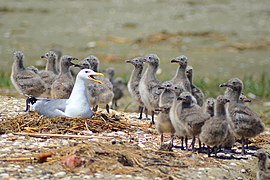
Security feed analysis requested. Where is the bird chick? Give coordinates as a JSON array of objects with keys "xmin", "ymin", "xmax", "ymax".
[
  {"xmin": 199, "ymin": 95, "xmax": 230, "ymax": 157},
  {"xmin": 139, "ymin": 54, "xmax": 162, "ymax": 124},
  {"xmin": 220, "ymin": 78, "xmax": 265, "ymax": 155},
  {"xmin": 11, "ymin": 51, "xmax": 46, "ymax": 97},
  {"xmin": 126, "ymin": 57, "xmax": 148, "ymax": 119},
  {"xmin": 186, "ymin": 65, "xmax": 204, "ymax": 106},
  {"xmin": 51, "ymin": 55, "xmax": 78, "ymax": 99}
]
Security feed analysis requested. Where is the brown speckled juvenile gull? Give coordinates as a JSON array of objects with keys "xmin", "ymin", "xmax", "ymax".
[
  {"xmin": 164, "ymin": 55, "xmax": 191, "ymax": 93},
  {"xmin": 139, "ymin": 54, "xmax": 162, "ymax": 124},
  {"xmin": 51, "ymin": 55, "xmax": 78, "ymax": 99},
  {"xmin": 220, "ymin": 78, "xmax": 265, "ymax": 155},
  {"xmin": 172, "ymin": 91, "xmax": 210, "ymax": 152},
  {"xmin": 11, "ymin": 51, "xmax": 46, "ymax": 97},
  {"xmin": 155, "ymin": 83, "xmax": 176, "ymax": 150},
  {"xmin": 186, "ymin": 65, "xmax": 204, "ymax": 106},
  {"xmin": 126, "ymin": 57, "xmax": 148, "ymax": 119},
  {"xmin": 50, "ymin": 48, "xmax": 62, "ymax": 73},
  {"xmin": 199, "ymin": 95, "xmax": 230, "ymax": 157},
  {"xmin": 39, "ymin": 51, "xmax": 58, "ymax": 97},
  {"xmin": 80, "ymin": 55, "xmax": 114, "ymax": 113}
]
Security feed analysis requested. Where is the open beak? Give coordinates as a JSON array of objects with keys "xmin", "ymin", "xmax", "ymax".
[{"xmin": 88, "ymin": 72, "xmax": 104, "ymax": 84}]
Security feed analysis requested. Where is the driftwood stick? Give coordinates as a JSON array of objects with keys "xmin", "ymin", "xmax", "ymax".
[{"xmin": 13, "ymin": 132, "xmax": 115, "ymax": 139}]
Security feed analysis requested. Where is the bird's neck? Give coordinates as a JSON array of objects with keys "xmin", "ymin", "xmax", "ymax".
[
  {"xmin": 225, "ymin": 88, "xmax": 241, "ymax": 103},
  {"xmin": 130, "ymin": 66, "xmax": 143, "ymax": 82},
  {"xmin": 59, "ymin": 64, "xmax": 72, "ymax": 78},
  {"xmin": 68, "ymin": 77, "xmax": 88, "ymax": 104},
  {"xmin": 214, "ymin": 103, "xmax": 227, "ymax": 117},
  {"xmin": 174, "ymin": 65, "xmax": 187, "ymax": 80},
  {"xmin": 144, "ymin": 64, "xmax": 158, "ymax": 82},
  {"xmin": 46, "ymin": 59, "xmax": 58, "ymax": 74},
  {"xmin": 14, "ymin": 59, "xmax": 25, "ymax": 71},
  {"xmin": 187, "ymin": 74, "xmax": 193, "ymax": 85},
  {"xmin": 258, "ymin": 158, "xmax": 267, "ymax": 171}
]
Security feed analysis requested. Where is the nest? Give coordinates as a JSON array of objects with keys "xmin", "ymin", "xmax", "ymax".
[{"xmin": 0, "ymin": 111, "xmax": 147, "ymax": 135}]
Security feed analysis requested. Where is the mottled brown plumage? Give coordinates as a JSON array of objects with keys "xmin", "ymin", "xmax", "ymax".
[
  {"xmin": 220, "ymin": 78, "xmax": 265, "ymax": 155},
  {"xmin": 126, "ymin": 57, "xmax": 147, "ymax": 119},
  {"xmin": 139, "ymin": 54, "xmax": 162, "ymax": 124},
  {"xmin": 11, "ymin": 51, "xmax": 46, "ymax": 97},
  {"xmin": 172, "ymin": 91, "xmax": 210, "ymax": 151},
  {"xmin": 156, "ymin": 83, "xmax": 176, "ymax": 147},
  {"xmin": 186, "ymin": 65, "xmax": 204, "ymax": 106},
  {"xmin": 80, "ymin": 56, "xmax": 114, "ymax": 113},
  {"xmin": 39, "ymin": 51, "xmax": 58, "ymax": 97},
  {"xmin": 199, "ymin": 95, "xmax": 230, "ymax": 156},
  {"xmin": 51, "ymin": 55, "xmax": 77, "ymax": 99}
]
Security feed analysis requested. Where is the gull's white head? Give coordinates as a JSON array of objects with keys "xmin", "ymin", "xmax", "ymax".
[{"xmin": 77, "ymin": 69, "xmax": 104, "ymax": 84}]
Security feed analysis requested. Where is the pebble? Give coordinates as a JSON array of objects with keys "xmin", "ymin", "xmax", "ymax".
[
  {"xmin": 229, "ymin": 162, "xmax": 237, "ymax": 166},
  {"xmin": 0, "ymin": 173, "xmax": 9, "ymax": 179},
  {"xmin": 240, "ymin": 169, "xmax": 246, "ymax": 173},
  {"xmin": 54, "ymin": 171, "xmax": 67, "ymax": 178}
]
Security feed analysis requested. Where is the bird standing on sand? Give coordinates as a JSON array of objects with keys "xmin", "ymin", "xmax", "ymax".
[
  {"xmin": 11, "ymin": 51, "xmax": 46, "ymax": 97},
  {"xmin": 155, "ymin": 83, "xmax": 176, "ymax": 150},
  {"xmin": 26, "ymin": 69, "xmax": 104, "ymax": 118},
  {"xmin": 139, "ymin": 54, "xmax": 162, "ymax": 124},
  {"xmin": 199, "ymin": 95, "xmax": 230, "ymax": 157},
  {"xmin": 51, "ymin": 55, "xmax": 78, "ymax": 99},
  {"xmin": 126, "ymin": 57, "xmax": 148, "ymax": 119},
  {"xmin": 220, "ymin": 78, "xmax": 265, "ymax": 155},
  {"xmin": 172, "ymin": 92, "xmax": 210, "ymax": 152}
]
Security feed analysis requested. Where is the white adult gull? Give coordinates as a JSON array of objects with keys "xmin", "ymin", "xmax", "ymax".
[{"xmin": 26, "ymin": 69, "xmax": 104, "ymax": 118}]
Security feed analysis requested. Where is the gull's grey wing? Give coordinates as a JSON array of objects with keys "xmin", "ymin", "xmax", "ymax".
[{"xmin": 32, "ymin": 99, "xmax": 68, "ymax": 117}]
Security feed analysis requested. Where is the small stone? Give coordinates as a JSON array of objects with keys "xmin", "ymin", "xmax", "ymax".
[
  {"xmin": 54, "ymin": 171, "xmax": 66, "ymax": 178},
  {"xmin": 0, "ymin": 173, "xmax": 9, "ymax": 178},
  {"xmin": 237, "ymin": 177, "xmax": 243, "ymax": 180},
  {"xmin": 82, "ymin": 175, "xmax": 92, "ymax": 179},
  {"xmin": 241, "ymin": 169, "xmax": 246, "ymax": 173},
  {"xmin": 229, "ymin": 162, "xmax": 237, "ymax": 166}
]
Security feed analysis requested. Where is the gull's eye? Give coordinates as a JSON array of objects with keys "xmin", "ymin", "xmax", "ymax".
[
  {"xmin": 85, "ymin": 70, "xmax": 89, "ymax": 73},
  {"xmin": 68, "ymin": 57, "xmax": 72, "ymax": 61}
]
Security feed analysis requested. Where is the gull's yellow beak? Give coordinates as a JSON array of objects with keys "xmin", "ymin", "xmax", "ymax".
[{"xmin": 88, "ymin": 72, "xmax": 104, "ymax": 84}]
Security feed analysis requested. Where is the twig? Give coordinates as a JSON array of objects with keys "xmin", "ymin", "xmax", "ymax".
[
  {"xmin": 13, "ymin": 132, "xmax": 115, "ymax": 139},
  {"xmin": 0, "ymin": 157, "xmax": 35, "ymax": 162}
]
